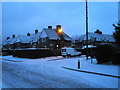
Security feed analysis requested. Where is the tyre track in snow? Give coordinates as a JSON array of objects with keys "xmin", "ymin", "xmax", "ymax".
[
  {"xmin": 2, "ymin": 62, "xmax": 72, "ymax": 88},
  {"xmin": 2, "ymin": 62, "xmax": 57, "ymax": 88},
  {"xmin": 2, "ymin": 59, "xmax": 97, "ymax": 88}
]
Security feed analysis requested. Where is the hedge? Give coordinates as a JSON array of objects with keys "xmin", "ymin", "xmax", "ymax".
[{"xmin": 95, "ymin": 44, "xmax": 120, "ymax": 64}]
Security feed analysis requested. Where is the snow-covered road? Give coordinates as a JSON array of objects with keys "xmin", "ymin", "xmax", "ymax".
[
  {"xmin": 2, "ymin": 55, "xmax": 119, "ymax": 88},
  {"xmin": 2, "ymin": 58, "xmax": 96, "ymax": 88}
]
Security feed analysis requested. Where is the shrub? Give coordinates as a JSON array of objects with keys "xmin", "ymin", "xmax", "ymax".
[
  {"xmin": 111, "ymin": 45, "xmax": 120, "ymax": 64},
  {"xmin": 95, "ymin": 44, "xmax": 114, "ymax": 64},
  {"xmin": 95, "ymin": 44, "xmax": 120, "ymax": 64}
]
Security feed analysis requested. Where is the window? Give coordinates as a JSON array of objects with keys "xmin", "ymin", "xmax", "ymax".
[
  {"xmin": 34, "ymin": 43, "xmax": 36, "ymax": 45},
  {"xmin": 50, "ymin": 44, "xmax": 53, "ymax": 47},
  {"xmin": 42, "ymin": 38, "xmax": 46, "ymax": 42},
  {"xmin": 62, "ymin": 49, "xmax": 66, "ymax": 52}
]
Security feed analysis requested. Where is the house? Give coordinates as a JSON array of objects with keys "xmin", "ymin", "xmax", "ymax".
[
  {"xmin": 2, "ymin": 35, "xmax": 18, "ymax": 49},
  {"xmin": 38, "ymin": 25, "xmax": 72, "ymax": 49},
  {"xmin": 72, "ymin": 31, "xmax": 115, "ymax": 48},
  {"xmin": 2, "ymin": 34, "xmax": 32, "ymax": 49},
  {"xmin": 2, "ymin": 25, "xmax": 72, "ymax": 50},
  {"xmin": 29, "ymin": 30, "xmax": 41, "ymax": 48},
  {"xmin": 15, "ymin": 35, "xmax": 32, "ymax": 48}
]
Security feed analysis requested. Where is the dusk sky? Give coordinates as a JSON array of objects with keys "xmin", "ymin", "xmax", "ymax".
[{"xmin": 2, "ymin": 2, "xmax": 118, "ymax": 40}]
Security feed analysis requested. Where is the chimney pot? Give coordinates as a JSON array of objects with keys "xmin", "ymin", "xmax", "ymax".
[
  {"xmin": 12, "ymin": 35, "xmax": 15, "ymax": 38},
  {"xmin": 27, "ymin": 33, "xmax": 31, "ymax": 36},
  {"xmin": 56, "ymin": 25, "xmax": 62, "ymax": 33},
  {"xmin": 48, "ymin": 26, "xmax": 52, "ymax": 29},
  {"xmin": 7, "ymin": 37, "xmax": 10, "ymax": 40},
  {"xmin": 56, "ymin": 25, "xmax": 61, "ymax": 29},
  {"xmin": 35, "ymin": 29, "xmax": 38, "ymax": 34}
]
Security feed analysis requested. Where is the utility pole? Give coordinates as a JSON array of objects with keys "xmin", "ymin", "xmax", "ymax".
[
  {"xmin": 86, "ymin": 0, "xmax": 89, "ymax": 60},
  {"xmin": 118, "ymin": 1, "xmax": 120, "ymax": 22}
]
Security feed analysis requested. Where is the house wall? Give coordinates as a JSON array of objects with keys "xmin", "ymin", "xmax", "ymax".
[
  {"xmin": 15, "ymin": 43, "xmax": 30, "ymax": 48},
  {"xmin": 38, "ymin": 37, "xmax": 71, "ymax": 49}
]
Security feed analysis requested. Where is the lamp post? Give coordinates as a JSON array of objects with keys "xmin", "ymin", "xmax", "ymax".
[
  {"xmin": 57, "ymin": 28, "xmax": 63, "ymax": 48},
  {"xmin": 85, "ymin": 0, "xmax": 89, "ymax": 60}
]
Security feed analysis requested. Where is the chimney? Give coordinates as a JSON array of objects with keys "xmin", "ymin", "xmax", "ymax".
[
  {"xmin": 48, "ymin": 26, "xmax": 52, "ymax": 29},
  {"xmin": 35, "ymin": 29, "xmax": 38, "ymax": 34},
  {"xmin": 7, "ymin": 37, "xmax": 10, "ymax": 40},
  {"xmin": 27, "ymin": 32, "xmax": 31, "ymax": 36},
  {"xmin": 12, "ymin": 35, "xmax": 15, "ymax": 38},
  {"xmin": 56, "ymin": 25, "xmax": 61, "ymax": 30},
  {"xmin": 56, "ymin": 25, "xmax": 62, "ymax": 34},
  {"xmin": 94, "ymin": 29, "xmax": 102, "ymax": 34}
]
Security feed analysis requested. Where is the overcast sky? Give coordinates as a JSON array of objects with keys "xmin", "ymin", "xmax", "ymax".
[{"xmin": 2, "ymin": 2, "xmax": 118, "ymax": 40}]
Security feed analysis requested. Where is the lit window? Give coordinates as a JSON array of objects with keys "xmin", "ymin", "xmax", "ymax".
[{"xmin": 56, "ymin": 45, "xmax": 59, "ymax": 48}]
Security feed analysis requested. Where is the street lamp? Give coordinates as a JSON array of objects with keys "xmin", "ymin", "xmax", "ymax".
[
  {"xmin": 56, "ymin": 26, "xmax": 63, "ymax": 48},
  {"xmin": 58, "ymin": 28, "xmax": 63, "ymax": 34}
]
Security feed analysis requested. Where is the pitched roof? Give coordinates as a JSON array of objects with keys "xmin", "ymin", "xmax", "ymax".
[
  {"xmin": 18, "ymin": 35, "xmax": 32, "ymax": 43},
  {"xmin": 41, "ymin": 28, "xmax": 71, "ymax": 41},
  {"xmin": 9, "ymin": 37, "xmax": 18, "ymax": 44},
  {"xmin": 2, "ymin": 28, "xmax": 71, "ymax": 46},
  {"xmin": 2, "ymin": 40, "xmax": 8, "ymax": 45},
  {"xmin": 62, "ymin": 32, "xmax": 72, "ymax": 41},
  {"xmin": 41, "ymin": 28, "xmax": 60, "ymax": 40},
  {"xmin": 79, "ymin": 32, "xmax": 115, "ymax": 42},
  {"xmin": 2, "ymin": 37, "xmax": 18, "ymax": 45},
  {"xmin": 30, "ymin": 32, "xmax": 41, "ymax": 43},
  {"xmin": 2, "ymin": 32, "xmax": 41, "ymax": 45}
]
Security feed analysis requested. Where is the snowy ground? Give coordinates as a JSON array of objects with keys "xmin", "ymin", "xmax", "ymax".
[{"xmin": 1, "ymin": 55, "xmax": 120, "ymax": 88}]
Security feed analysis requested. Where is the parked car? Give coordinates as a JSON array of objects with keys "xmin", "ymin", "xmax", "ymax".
[{"xmin": 61, "ymin": 47, "xmax": 82, "ymax": 57}]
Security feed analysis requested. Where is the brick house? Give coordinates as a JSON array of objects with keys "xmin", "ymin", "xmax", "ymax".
[
  {"xmin": 2, "ymin": 34, "xmax": 33, "ymax": 49},
  {"xmin": 2, "ymin": 35, "xmax": 18, "ymax": 49},
  {"xmin": 38, "ymin": 25, "xmax": 72, "ymax": 49},
  {"xmin": 2, "ymin": 25, "xmax": 72, "ymax": 50},
  {"xmin": 15, "ymin": 35, "xmax": 32, "ymax": 48},
  {"xmin": 72, "ymin": 31, "xmax": 115, "ymax": 48},
  {"xmin": 28, "ymin": 30, "xmax": 41, "ymax": 48}
]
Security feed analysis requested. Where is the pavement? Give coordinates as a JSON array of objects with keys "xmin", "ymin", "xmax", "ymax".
[{"xmin": 62, "ymin": 66, "xmax": 120, "ymax": 79}]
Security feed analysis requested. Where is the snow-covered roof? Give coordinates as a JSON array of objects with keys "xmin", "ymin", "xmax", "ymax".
[
  {"xmin": 79, "ymin": 35, "xmax": 85, "ymax": 42},
  {"xmin": 79, "ymin": 32, "xmax": 115, "ymax": 42},
  {"xmin": 2, "ymin": 32, "xmax": 40, "ymax": 45},
  {"xmin": 9, "ymin": 37, "xmax": 18, "ymax": 44},
  {"xmin": 2, "ymin": 37, "xmax": 18, "ymax": 45},
  {"xmin": 2, "ymin": 40, "xmax": 8, "ymax": 45},
  {"xmin": 62, "ymin": 32, "xmax": 72, "ymax": 41},
  {"xmin": 18, "ymin": 35, "xmax": 32, "ymax": 44},
  {"xmin": 41, "ymin": 28, "xmax": 71, "ymax": 41},
  {"xmin": 30, "ymin": 32, "xmax": 41, "ymax": 43},
  {"xmin": 43, "ymin": 28, "xmax": 60, "ymax": 40}
]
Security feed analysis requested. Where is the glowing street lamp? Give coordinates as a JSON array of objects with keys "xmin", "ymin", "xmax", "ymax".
[{"xmin": 58, "ymin": 28, "xmax": 63, "ymax": 34}]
